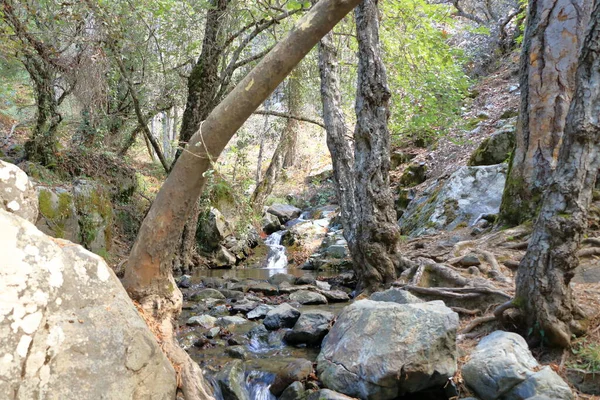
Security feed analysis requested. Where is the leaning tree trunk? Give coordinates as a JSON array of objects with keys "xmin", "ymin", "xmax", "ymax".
[
  {"xmin": 123, "ymin": 2, "xmax": 362, "ymax": 398},
  {"xmin": 283, "ymin": 68, "xmax": 302, "ymax": 168},
  {"xmin": 22, "ymin": 56, "xmax": 61, "ymax": 167},
  {"xmin": 351, "ymin": 0, "xmax": 404, "ymax": 293},
  {"xmin": 499, "ymin": 0, "xmax": 590, "ymax": 225},
  {"xmin": 513, "ymin": 4, "xmax": 600, "ymax": 348}
]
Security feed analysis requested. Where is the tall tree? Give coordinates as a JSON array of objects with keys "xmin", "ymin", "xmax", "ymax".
[
  {"xmin": 501, "ymin": 1, "xmax": 600, "ymax": 348},
  {"xmin": 122, "ymin": 1, "xmax": 363, "ymax": 398},
  {"xmin": 499, "ymin": 0, "xmax": 590, "ymax": 225},
  {"xmin": 318, "ymin": 0, "xmax": 406, "ymax": 293}
]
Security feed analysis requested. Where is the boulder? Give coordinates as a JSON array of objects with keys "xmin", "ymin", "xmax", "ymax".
[
  {"xmin": 217, "ymin": 316, "xmax": 249, "ymax": 327},
  {"xmin": 295, "ymin": 275, "xmax": 317, "ymax": 286},
  {"xmin": 279, "ymin": 381, "xmax": 306, "ymax": 400},
  {"xmin": 247, "ymin": 281, "xmax": 278, "ymax": 295},
  {"xmin": 263, "ymin": 303, "xmax": 301, "ymax": 330},
  {"xmin": 290, "ymin": 290, "xmax": 328, "ymax": 305},
  {"xmin": 225, "ymin": 345, "xmax": 249, "ymax": 360},
  {"xmin": 261, "ymin": 211, "xmax": 282, "ymax": 235},
  {"xmin": 247, "ymin": 304, "xmax": 274, "ymax": 320},
  {"xmin": 0, "ymin": 160, "xmax": 38, "ymax": 223},
  {"xmin": 370, "ymin": 288, "xmax": 423, "ymax": 304},
  {"xmin": 187, "ymin": 315, "xmax": 217, "ymax": 329},
  {"xmin": 0, "ymin": 209, "xmax": 177, "ymax": 399},
  {"xmin": 72, "ymin": 179, "xmax": 113, "ymax": 254},
  {"xmin": 285, "ymin": 310, "xmax": 335, "ymax": 346},
  {"xmin": 307, "ymin": 389, "xmax": 357, "ymax": 400},
  {"xmin": 468, "ymin": 124, "xmax": 515, "ymax": 166},
  {"xmin": 191, "ymin": 288, "xmax": 226, "ymax": 301},
  {"xmin": 320, "ymin": 290, "xmax": 350, "ymax": 302},
  {"xmin": 267, "ymin": 203, "xmax": 302, "ymax": 224},
  {"xmin": 36, "ymin": 186, "xmax": 80, "ymax": 242},
  {"xmin": 268, "ymin": 273, "xmax": 297, "ymax": 286},
  {"xmin": 399, "ymin": 162, "xmax": 427, "ymax": 187},
  {"xmin": 214, "ymin": 245, "xmax": 237, "ymax": 267},
  {"xmin": 231, "ymin": 300, "xmax": 259, "ymax": 314},
  {"xmin": 197, "ymin": 207, "xmax": 234, "ymax": 251},
  {"xmin": 283, "ymin": 220, "xmax": 328, "ymax": 247},
  {"xmin": 463, "ymin": 331, "xmax": 573, "ymax": 400},
  {"xmin": 399, "ymin": 164, "xmax": 507, "ymax": 237},
  {"xmin": 214, "ymin": 360, "xmax": 249, "ymax": 400},
  {"xmin": 317, "ymin": 300, "xmax": 458, "ymax": 399},
  {"xmin": 270, "ymin": 358, "xmax": 314, "ymax": 396}
]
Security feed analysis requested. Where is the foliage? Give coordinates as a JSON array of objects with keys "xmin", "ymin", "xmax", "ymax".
[{"xmin": 571, "ymin": 340, "xmax": 600, "ymax": 373}]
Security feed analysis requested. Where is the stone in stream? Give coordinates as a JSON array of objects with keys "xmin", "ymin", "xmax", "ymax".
[
  {"xmin": 268, "ymin": 273, "xmax": 297, "ymax": 286},
  {"xmin": 295, "ymin": 275, "xmax": 317, "ymax": 286},
  {"xmin": 177, "ymin": 274, "xmax": 192, "ymax": 288},
  {"xmin": 206, "ymin": 327, "xmax": 221, "ymax": 338},
  {"xmin": 247, "ymin": 304, "xmax": 274, "ymax": 320},
  {"xmin": 186, "ymin": 314, "xmax": 217, "ymax": 329},
  {"xmin": 320, "ymin": 289, "xmax": 350, "ymax": 302},
  {"xmin": 267, "ymin": 203, "xmax": 302, "ymax": 224},
  {"xmin": 315, "ymin": 280, "xmax": 331, "ymax": 291},
  {"xmin": 225, "ymin": 345, "xmax": 249, "ymax": 360},
  {"xmin": 279, "ymin": 381, "xmax": 306, "ymax": 400},
  {"xmin": 209, "ymin": 304, "xmax": 229, "ymax": 317},
  {"xmin": 230, "ymin": 299, "xmax": 258, "ymax": 314},
  {"xmin": 290, "ymin": 290, "xmax": 328, "ymax": 305},
  {"xmin": 217, "ymin": 316, "xmax": 249, "ymax": 327},
  {"xmin": 462, "ymin": 331, "xmax": 573, "ymax": 400},
  {"xmin": 370, "ymin": 288, "xmax": 423, "ymax": 304},
  {"xmin": 247, "ymin": 281, "xmax": 279, "ymax": 295},
  {"xmin": 307, "ymin": 389, "xmax": 357, "ymax": 400},
  {"xmin": 179, "ymin": 332, "xmax": 202, "ymax": 350},
  {"xmin": 317, "ymin": 300, "xmax": 458, "ymax": 399},
  {"xmin": 189, "ymin": 288, "xmax": 226, "ymax": 301},
  {"xmin": 214, "ymin": 360, "xmax": 249, "ymax": 400},
  {"xmin": 219, "ymin": 289, "xmax": 246, "ymax": 300},
  {"xmin": 263, "ymin": 303, "xmax": 301, "ymax": 330},
  {"xmin": 284, "ymin": 310, "xmax": 335, "ymax": 346},
  {"xmin": 270, "ymin": 358, "xmax": 314, "ymax": 396}
]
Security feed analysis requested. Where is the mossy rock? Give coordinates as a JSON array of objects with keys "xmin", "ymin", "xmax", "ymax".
[
  {"xmin": 73, "ymin": 180, "xmax": 113, "ymax": 255},
  {"xmin": 36, "ymin": 188, "xmax": 80, "ymax": 242},
  {"xmin": 390, "ymin": 151, "xmax": 416, "ymax": 169},
  {"xmin": 468, "ymin": 125, "xmax": 515, "ymax": 166},
  {"xmin": 399, "ymin": 163, "xmax": 427, "ymax": 187}
]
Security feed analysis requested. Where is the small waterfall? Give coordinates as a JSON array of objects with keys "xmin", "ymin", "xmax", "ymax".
[
  {"xmin": 264, "ymin": 230, "xmax": 288, "ymax": 270},
  {"xmin": 247, "ymin": 371, "xmax": 276, "ymax": 400}
]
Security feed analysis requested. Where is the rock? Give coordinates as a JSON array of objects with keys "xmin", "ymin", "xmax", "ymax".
[
  {"xmin": 268, "ymin": 273, "xmax": 297, "ymax": 286},
  {"xmin": 285, "ymin": 310, "xmax": 335, "ymax": 346},
  {"xmin": 206, "ymin": 327, "xmax": 221, "ymax": 338},
  {"xmin": 0, "ymin": 160, "xmax": 38, "ymax": 223},
  {"xmin": 214, "ymin": 245, "xmax": 237, "ymax": 267},
  {"xmin": 190, "ymin": 288, "xmax": 226, "ymax": 301},
  {"xmin": 215, "ymin": 360, "xmax": 249, "ymax": 400},
  {"xmin": 209, "ymin": 304, "xmax": 230, "ymax": 317},
  {"xmin": 295, "ymin": 275, "xmax": 316, "ymax": 286},
  {"xmin": 263, "ymin": 303, "xmax": 301, "ymax": 330},
  {"xmin": 187, "ymin": 315, "xmax": 217, "ymax": 329},
  {"xmin": 0, "ymin": 209, "xmax": 177, "ymax": 399},
  {"xmin": 231, "ymin": 300, "xmax": 258, "ymax": 314},
  {"xmin": 290, "ymin": 290, "xmax": 328, "ymax": 305},
  {"xmin": 370, "ymin": 288, "xmax": 423, "ymax": 304},
  {"xmin": 399, "ymin": 162, "xmax": 427, "ymax": 187},
  {"xmin": 179, "ymin": 332, "xmax": 201, "ymax": 350},
  {"xmin": 468, "ymin": 124, "xmax": 515, "ymax": 166},
  {"xmin": 463, "ymin": 331, "xmax": 573, "ymax": 400},
  {"xmin": 218, "ymin": 316, "xmax": 249, "ymax": 326},
  {"xmin": 36, "ymin": 186, "xmax": 79, "ymax": 242},
  {"xmin": 177, "ymin": 274, "xmax": 192, "ymax": 288},
  {"xmin": 72, "ymin": 179, "xmax": 113, "ymax": 254},
  {"xmin": 391, "ymin": 151, "xmax": 416, "ymax": 169},
  {"xmin": 262, "ymin": 212, "xmax": 282, "ymax": 235},
  {"xmin": 306, "ymin": 165, "xmax": 334, "ymax": 183},
  {"xmin": 279, "ymin": 381, "xmax": 306, "ymax": 400},
  {"xmin": 399, "ymin": 164, "xmax": 507, "ymax": 237},
  {"xmin": 197, "ymin": 207, "xmax": 234, "ymax": 251},
  {"xmin": 309, "ymin": 205, "xmax": 339, "ymax": 220},
  {"xmin": 247, "ymin": 281, "xmax": 278, "ymax": 295},
  {"xmin": 267, "ymin": 203, "xmax": 302, "ymax": 224},
  {"xmin": 307, "ymin": 389, "xmax": 357, "ymax": 400},
  {"xmin": 219, "ymin": 289, "xmax": 245, "ymax": 300},
  {"xmin": 225, "ymin": 345, "xmax": 249, "ymax": 360},
  {"xmin": 283, "ymin": 220, "xmax": 328, "ymax": 247},
  {"xmin": 203, "ymin": 277, "xmax": 226, "ymax": 288},
  {"xmin": 317, "ymin": 300, "xmax": 458, "ymax": 399},
  {"xmin": 324, "ymin": 244, "xmax": 348, "ymax": 258},
  {"xmin": 320, "ymin": 290, "xmax": 350, "ymax": 302},
  {"xmin": 247, "ymin": 304, "xmax": 274, "ymax": 320},
  {"xmin": 315, "ymin": 280, "xmax": 331, "ymax": 291},
  {"xmin": 458, "ymin": 254, "xmax": 481, "ymax": 267},
  {"xmin": 270, "ymin": 358, "xmax": 314, "ymax": 396}
]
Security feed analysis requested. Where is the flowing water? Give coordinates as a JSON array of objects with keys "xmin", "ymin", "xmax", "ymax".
[{"xmin": 264, "ymin": 230, "xmax": 288, "ymax": 271}]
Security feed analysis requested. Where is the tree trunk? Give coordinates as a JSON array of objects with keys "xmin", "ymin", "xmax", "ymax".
[
  {"xmin": 500, "ymin": 0, "xmax": 590, "ymax": 225},
  {"xmin": 514, "ymin": 3, "xmax": 600, "ymax": 348},
  {"xmin": 256, "ymin": 114, "xmax": 269, "ymax": 185},
  {"xmin": 283, "ymin": 69, "xmax": 302, "ymax": 168},
  {"xmin": 123, "ymin": 2, "xmax": 361, "ymax": 397},
  {"xmin": 350, "ymin": 0, "xmax": 404, "ymax": 293},
  {"xmin": 22, "ymin": 56, "xmax": 61, "ymax": 167}
]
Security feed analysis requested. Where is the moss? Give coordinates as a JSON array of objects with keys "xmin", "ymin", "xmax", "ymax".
[
  {"xmin": 38, "ymin": 190, "xmax": 75, "ymax": 239},
  {"xmin": 75, "ymin": 186, "xmax": 113, "ymax": 251}
]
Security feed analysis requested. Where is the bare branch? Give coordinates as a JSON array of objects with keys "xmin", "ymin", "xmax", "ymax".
[{"xmin": 253, "ymin": 109, "xmax": 325, "ymax": 128}]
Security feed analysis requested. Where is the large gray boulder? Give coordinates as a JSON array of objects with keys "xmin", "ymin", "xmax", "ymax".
[
  {"xmin": 0, "ymin": 160, "xmax": 38, "ymax": 223},
  {"xmin": 0, "ymin": 209, "xmax": 176, "ymax": 399},
  {"xmin": 317, "ymin": 300, "xmax": 458, "ymax": 399},
  {"xmin": 267, "ymin": 203, "xmax": 302, "ymax": 224},
  {"xmin": 263, "ymin": 303, "xmax": 301, "ymax": 330},
  {"xmin": 214, "ymin": 360, "xmax": 249, "ymax": 400},
  {"xmin": 398, "ymin": 164, "xmax": 507, "ymax": 237},
  {"xmin": 285, "ymin": 310, "xmax": 335, "ymax": 346},
  {"xmin": 463, "ymin": 331, "xmax": 573, "ymax": 400},
  {"xmin": 290, "ymin": 290, "xmax": 328, "ymax": 305}
]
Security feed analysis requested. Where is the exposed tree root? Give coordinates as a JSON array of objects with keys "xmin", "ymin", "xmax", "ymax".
[
  {"xmin": 582, "ymin": 237, "xmax": 600, "ymax": 246},
  {"xmin": 502, "ymin": 260, "xmax": 521, "ymax": 270},
  {"xmin": 577, "ymin": 247, "xmax": 600, "ymax": 257},
  {"xmin": 404, "ymin": 285, "xmax": 511, "ymax": 300},
  {"xmin": 503, "ymin": 241, "xmax": 529, "ymax": 250},
  {"xmin": 451, "ymin": 307, "xmax": 482, "ymax": 315},
  {"xmin": 474, "ymin": 249, "xmax": 512, "ymax": 283},
  {"xmin": 493, "ymin": 300, "xmax": 518, "ymax": 322},
  {"xmin": 460, "ymin": 315, "xmax": 496, "ymax": 334}
]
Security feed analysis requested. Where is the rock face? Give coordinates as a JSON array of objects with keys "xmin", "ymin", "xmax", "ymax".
[
  {"xmin": 398, "ymin": 164, "xmax": 507, "ymax": 237},
  {"xmin": 0, "ymin": 160, "xmax": 38, "ymax": 223},
  {"xmin": 0, "ymin": 209, "xmax": 177, "ymax": 399},
  {"xmin": 468, "ymin": 123, "xmax": 515, "ymax": 166},
  {"xmin": 317, "ymin": 300, "xmax": 458, "ymax": 399},
  {"xmin": 462, "ymin": 331, "xmax": 573, "ymax": 400}
]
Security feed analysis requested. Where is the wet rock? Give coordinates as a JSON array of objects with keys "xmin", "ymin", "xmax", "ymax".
[
  {"xmin": 203, "ymin": 277, "xmax": 226, "ymax": 288},
  {"xmin": 468, "ymin": 124, "xmax": 515, "ymax": 166},
  {"xmin": 247, "ymin": 304, "xmax": 274, "ymax": 320},
  {"xmin": 217, "ymin": 316, "xmax": 249, "ymax": 327},
  {"xmin": 190, "ymin": 288, "xmax": 226, "ymax": 301},
  {"xmin": 219, "ymin": 289, "xmax": 245, "ymax": 300},
  {"xmin": 268, "ymin": 273, "xmax": 297, "ymax": 286},
  {"xmin": 285, "ymin": 310, "xmax": 335, "ymax": 346},
  {"xmin": 209, "ymin": 305, "xmax": 230, "ymax": 317},
  {"xmin": 320, "ymin": 290, "xmax": 350, "ymax": 302},
  {"xmin": 280, "ymin": 381, "xmax": 306, "ymax": 400},
  {"xmin": 206, "ymin": 327, "xmax": 221, "ymax": 338},
  {"xmin": 290, "ymin": 290, "xmax": 328, "ymax": 305},
  {"xmin": 317, "ymin": 300, "xmax": 458, "ymax": 399},
  {"xmin": 0, "ymin": 160, "xmax": 38, "ymax": 223},
  {"xmin": 0, "ymin": 209, "xmax": 177, "ymax": 399},
  {"xmin": 179, "ymin": 332, "xmax": 202, "ymax": 351},
  {"xmin": 315, "ymin": 280, "xmax": 331, "ymax": 291},
  {"xmin": 307, "ymin": 389, "xmax": 356, "ymax": 400},
  {"xmin": 230, "ymin": 300, "xmax": 258, "ymax": 314},
  {"xmin": 267, "ymin": 203, "xmax": 302, "ymax": 224},
  {"xmin": 463, "ymin": 331, "xmax": 573, "ymax": 400},
  {"xmin": 215, "ymin": 360, "xmax": 249, "ymax": 400},
  {"xmin": 225, "ymin": 345, "xmax": 249, "ymax": 360},
  {"xmin": 370, "ymin": 288, "xmax": 423, "ymax": 304},
  {"xmin": 295, "ymin": 275, "xmax": 316, "ymax": 286},
  {"xmin": 177, "ymin": 275, "xmax": 192, "ymax": 288},
  {"xmin": 247, "ymin": 281, "xmax": 279, "ymax": 295},
  {"xmin": 270, "ymin": 358, "xmax": 314, "ymax": 396},
  {"xmin": 187, "ymin": 315, "xmax": 217, "ymax": 329},
  {"xmin": 399, "ymin": 164, "xmax": 507, "ymax": 237},
  {"xmin": 263, "ymin": 303, "xmax": 301, "ymax": 330},
  {"xmin": 262, "ymin": 211, "xmax": 282, "ymax": 235}
]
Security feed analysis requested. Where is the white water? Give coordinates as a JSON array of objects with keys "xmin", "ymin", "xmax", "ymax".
[{"xmin": 264, "ymin": 230, "xmax": 288, "ymax": 270}]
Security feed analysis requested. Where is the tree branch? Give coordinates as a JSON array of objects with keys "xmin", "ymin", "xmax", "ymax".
[{"xmin": 253, "ymin": 109, "xmax": 325, "ymax": 128}]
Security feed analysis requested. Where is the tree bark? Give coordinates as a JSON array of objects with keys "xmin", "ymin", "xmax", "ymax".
[
  {"xmin": 351, "ymin": 0, "xmax": 404, "ymax": 293},
  {"xmin": 500, "ymin": 0, "xmax": 591, "ymax": 225},
  {"xmin": 514, "ymin": 3, "xmax": 600, "ymax": 348},
  {"xmin": 283, "ymin": 69, "xmax": 302, "ymax": 168},
  {"xmin": 123, "ymin": 2, "xmax": 361, "ymax": 397}
]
